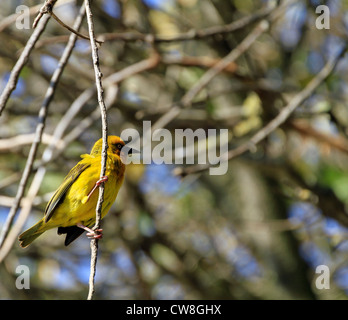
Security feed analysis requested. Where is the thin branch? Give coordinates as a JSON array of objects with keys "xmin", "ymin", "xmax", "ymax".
[
  {"xmin": 32, "ymin": 3, "xmax": 275, "ymax": 47},
  {"xmin": 50, "ymin": 11, "xmax": 104, "ymax": 45},
  {"xmin": 0, "ymin": 14, "xmax": 51, "ymax": 116},
  {"xmin": 173, "ymin": 45, "xmax": 347, "ymax": 177},
  {"xmin": 32, "ymin": 0, "xmax": 58, "ymax": 29},
  {"xmin": 0, "ymin": 4, "xmax": 86, "ymax": 261},
  {"xmin": 84, "ymin": 0, "xmax": 109, "ymax": 300},
  {"xmin": 100, "ymin": 4, "xmax": 274, "ymax": 43}
]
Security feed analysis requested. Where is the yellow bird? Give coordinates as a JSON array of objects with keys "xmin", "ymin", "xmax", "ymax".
[{"xmin": 19, "ymin": 136, "xmax": 133, "ymax": 248}]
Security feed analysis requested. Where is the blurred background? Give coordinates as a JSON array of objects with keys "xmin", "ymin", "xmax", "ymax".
[{"xmin": 1, "ymin": 0, "xmax": 348, "ymax": 299}]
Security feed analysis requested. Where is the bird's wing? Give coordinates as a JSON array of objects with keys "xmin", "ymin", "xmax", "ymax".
[{"xmin": 44, "ymin": 162, "xmax": 90, "ymax": 223}]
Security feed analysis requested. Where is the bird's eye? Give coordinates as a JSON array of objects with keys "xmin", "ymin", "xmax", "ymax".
[{"xmin": 116, "ymin": 143, "xmax": 122, "ymax": 149}]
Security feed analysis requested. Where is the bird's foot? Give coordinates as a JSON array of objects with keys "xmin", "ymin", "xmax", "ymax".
[
  {"xmin": 77, "ymin": 223, "xmax": 103, "ymax": 240},
  {"xmin": 95, "ymin": 175, "xmax": 108, "ymax": 186},
  {"xmin": 83, "ymin": 175, "xmax": 109, "ymax": 203}
]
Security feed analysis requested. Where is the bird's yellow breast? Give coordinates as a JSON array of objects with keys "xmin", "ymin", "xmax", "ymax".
[{"xmin": 46, "ymin": 154, "xmax": 125, "ymax": 228}]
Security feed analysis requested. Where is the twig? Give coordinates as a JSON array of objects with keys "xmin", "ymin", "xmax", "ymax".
[
  {"xmin": 32, "ymin": 0, "xmax": 58, "ymax": 29},
  {"xmin": 32, "ymin": 0, "xmax": 103, "ymax": 44},
  {"xmin": 0, "ymin": 4, "xmax": 86, "ymax": 261},
  {"xmin": 100, "ymin": 5, "xmax": 274, "ymax": 43},
  {"xmin": 32, "ymin": 3, "xmax": 274, "ymax": 47},
  {"xmin": 173, "ymin": 45, "xmax": 347, "ymax": 177},
  {"xmin": 50, "ymin": 11, "xmax": 104, "ymax": 45},
  {"xmin": 84, "ymin": 0, "xmax": 109, "ymax": 300},
  {"xmin": 0, "ymin": 14, "xmax": 51, "ymax": 116}
]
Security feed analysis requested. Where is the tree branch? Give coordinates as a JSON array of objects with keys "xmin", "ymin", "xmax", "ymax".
[
  {"xmin": 0, "ymin": 14, "xmax": 51, "ymax": 116},
  {"xmin": 32, "ymin": 0, "xmax": 58, "ymax": 29},
  {"xmin": 0, "ymin": 4, "xmax": 86, "ymax": 261},
  {"xmin": 100, "ymin": 4, "xmax": 274, "ymax": 43},
  {"xmin": 84, "ymin": 0, "xmax": 109, "ymax": 300},
  {"xmin": 31, "ymin": 3, "xmax": 276, "ymax": 47},
  {"xmin": 50, "ymin": 11, "xmax": 104, "ymax": 45}
]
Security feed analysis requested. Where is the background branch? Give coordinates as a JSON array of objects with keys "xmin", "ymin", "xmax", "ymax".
[
  {"xmin": 174, "ymin": 45, "xmax": 347, "ymax": 176},
  {"xmin": 0, "ymin": 4, "xmax": 86, "ymax": 261},
  {"xmin": 0, "ymin": 14, "xmax": 51, "ymax": 116}
]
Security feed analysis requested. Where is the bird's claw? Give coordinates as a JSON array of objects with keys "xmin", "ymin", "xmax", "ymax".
[
  {"xmin": 77, "ymin": 223, "xmax": 103, "ymax": 240},
  {"xmin": 86, "ymin": 228, "xmax": 103, "ymax": 239},
  {"xmin": 96, "ymin": 176, "xmax": 108, "ymax": 186}
]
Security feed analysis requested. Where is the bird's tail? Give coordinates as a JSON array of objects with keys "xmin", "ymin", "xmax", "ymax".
[{"xmin": 18, "ymin": 219, "xmax": 45, "ymax": 248}]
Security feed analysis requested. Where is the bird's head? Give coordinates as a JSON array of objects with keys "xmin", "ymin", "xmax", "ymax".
[{"xmin": 90, "ymin": 136, "xmax": 135, "ymax": 161}]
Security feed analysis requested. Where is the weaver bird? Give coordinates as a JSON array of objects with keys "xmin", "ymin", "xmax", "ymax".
[{"xmin": 19, "ymin": 136, "xmax": 134, "ymax": 248}]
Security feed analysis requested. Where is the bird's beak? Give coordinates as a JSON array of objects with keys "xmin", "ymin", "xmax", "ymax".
[
  {"xmin": 129, "ymin": 148, "xmax": 140, "ymax": 155},
  {"xmin": 120, "ymin": 140, "xmax": 141, "ymax": 164},
  {"xmin": 121, "ymin": 142, "xmax": 140, "ymax": 156},
  {"xmin": 124, "ymin": 147, "xmax": 140, "ymax": 155}
]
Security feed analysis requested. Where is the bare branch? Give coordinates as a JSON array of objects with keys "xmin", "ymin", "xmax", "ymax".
[
  {"xmin": 84, "ymin": 0, "xmax": 109, "ymax": 300},
  {"xmin": 0, "ymin": 4, "xmax": 86, "ymax": 262},
  {"xmin": 31, "ymin": 3, "xmax": 276, "ymax": 47},
  {"xmin": 32, "ymin": 0, "xmax": 58, "ymax": 29},
  {"xmin": 50, "ymin": 11, "xmax": 104, "ymax": 45},
  {"xmin": 0, "ymin": 14, "xmax": 51, "ymax": 116},
  {"xmin": 100, "ymin": 4, "xmax": 274, "ymax": 43}
]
